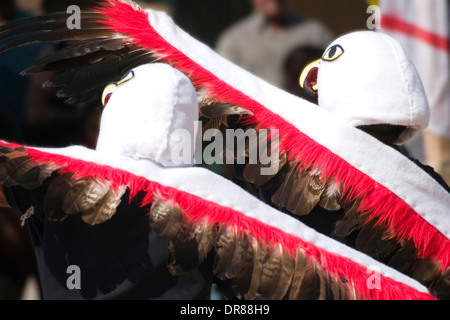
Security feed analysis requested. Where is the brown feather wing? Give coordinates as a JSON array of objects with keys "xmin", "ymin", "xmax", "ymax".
[
  {"xmin": 0, "ymin": 147, "xmax": 60, "ymax": 189},
  {"xmin": 148, "ymin": 198, "xmax": 354, "ymax": 300},
  {"xmin": 0, "ymin": 5, "xmax": 157, "ymax": 105},
  {"xmin": 81, "ymin": 185, "xmax": 127, "ymax": 225},
  {"xmin": 333, "ymin": 201, "xmax": 447, "ymax": 297},
  {"xmin": 0, "ymin": 146, "xmax": 126, "ymax": 224}
]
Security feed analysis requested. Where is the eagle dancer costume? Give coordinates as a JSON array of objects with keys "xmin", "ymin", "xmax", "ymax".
[{"xmin": 0, "ymin": 0, "xmax": 448, "ymax": 300}]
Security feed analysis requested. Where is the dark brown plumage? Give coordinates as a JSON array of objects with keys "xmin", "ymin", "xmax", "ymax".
[
  {"xmin": 81, "ymin": 185, "xmax": 126, "ymax": 225},
  {"xmin": 167, "ymin": 219, "xmax": 203, "ymax": 276},
  {"xmin": 150, "ymin": 198, "xmax": 219, "ymax": 276},
  {"xmin": 200, "ymin": 103, "xmax": 253, "ymax": 119},
  {"xmin": 0, "ymin": 146, "xmax": 125, "ymax": 225},
  {"xmin": 243, "ymin": 148, "xmax": 288, "ymax": 187},
  {"xmin": 334, "ymin": 200, "xmax": 364, "ymax": 237},
  {"xmin": 43, "ymin": 173, "xmax": 76, "ymax": 221},
  {"xmin": 149, "ymin": 197, "xmax": 183, "ymax": 238},
  {"xmin": 200, "ymin": 103, "xmax": 254, "ymax": 137},
  {"xmin": 333, "ymin": 201, "xmax": 449, "ymax": 299},
  {"xmin": 62, "ymin": 177, "xmax": 109, "ymax": 214},
  {"xmin": 271, "ymin": 162, "xmax": 301, "ymax": 208},
  {"xmin": 258, "ymin": 243, "xmax": 295, "ymax": 300},
  {"xmin": 0, "ymin": 8, "xmax": 158, "ymax": 105},
  {"xmin": 429, "ymin": 268, "xmax": 450, "ymax": 300},
  {"xmin": 213, "ymin": 225, "xmax": 249, "ymax": 280},
  {"xmin": 148, "ymin": 200, "xmax": 354, "ymax": 300},
  {"xmin": 0, "ymin": 148, "xmax": 60, "ymax": 190},
  {"xmin": 271, "ymin": 163, "xmax": 338, "ymax": 216}
]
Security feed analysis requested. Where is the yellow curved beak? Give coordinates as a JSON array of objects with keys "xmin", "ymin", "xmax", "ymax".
[{"xmin": 299, "ymin": 59, "xmax": 321, "ymax": 96}]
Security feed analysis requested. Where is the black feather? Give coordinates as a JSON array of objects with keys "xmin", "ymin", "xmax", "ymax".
[
  {"xmin": 387, "ymin": 240, "xmax": 417, "ymax": 275},
  {"xmin": 271, "ymin": 162, "xmax": 299, "ymax": 208},
  {"xmin": 167, "ymin": 221, "xmax": 200, "ymax": 275},
  {"xmin": 355, "ymin": 221, "xmax": 400, "ymax": 261},
  {"xmin": 429, "ymin": 268, "xmax": 450, "ymax": 300},
  {"xmin": 0, "ymin": 28, "xmax": 114, "ymax": 54},
  {"xmin": 27, "ymin": 38, "xmax": 128, "ymax": 72},
  {"xmin": 1, "ymin": 156, "xmax": 38, "ymax": 187},
  {"xmin": 0, "ymin": 13, "xmax": 73, "ymax": 35},
  {"xmin": 232, "ymin": 234, "xmax": 256, "ymax": 299},
  {"xmin": 18, "ymin": 165, "xmax": 59, "ymax": 190},
  {"xmin": 24, "ymin": 44, "xmax": 127, "ymax": 75},
  {"xmin": 55, "ymin": 50, "xmax": 155, "ymax": 98},
  {"xmin": 0, "ymin": 20, "xmax": 106, "ymax": 43}
]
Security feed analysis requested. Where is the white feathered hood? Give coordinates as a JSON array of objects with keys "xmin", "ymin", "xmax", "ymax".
[
  {"xmin": 96, "ymin": 63, "xmax": 198, "ymax": 167},
  {"xmin": 317, "ymin": 31, "xmax": 430, "ymax": 144}
]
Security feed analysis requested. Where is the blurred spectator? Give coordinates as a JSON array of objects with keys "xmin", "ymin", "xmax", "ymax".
[
  {"xmin": 282, "ymin": 45, "xmax": 323, "ymax": 103},
  {"xmin": 216, "ymin": 0, "xmax": 333, "ymax": 87}
]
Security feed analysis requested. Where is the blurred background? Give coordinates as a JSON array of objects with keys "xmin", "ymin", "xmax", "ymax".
[
  {"xmin": 15, "ymin": 0, "xmax": 369, "ymax": 44},
  {"xmin": 0, "ymin": 0, "xmax": 449, "ymax": 300}
]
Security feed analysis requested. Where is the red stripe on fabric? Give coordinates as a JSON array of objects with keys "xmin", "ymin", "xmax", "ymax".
[
  {"xmin": 381, "ymin": 14, "xmax": 450, "ymax": 53},
  {"xmin": 92, "ymin": 1, "xmax": 450, "ymax": 272},
  {"xmin": 0, "ymin": 140, "xmax": 434, "ymax": 300}
]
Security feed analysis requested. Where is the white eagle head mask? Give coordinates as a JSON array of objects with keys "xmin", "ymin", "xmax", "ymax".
[
  {"xmin": 300, "ymin": 31, "xmax": 430, "ymax": 145},
  {"xmin": 96, "ymin": 63, "xmax": 199, "ymax": 167}
]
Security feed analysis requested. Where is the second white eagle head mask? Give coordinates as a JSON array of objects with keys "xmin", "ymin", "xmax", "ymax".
[
  {"xmin": 96, "ymin": 63, "xmax": 199, "ymax": 167},
  {"xmin": 300, "ymin": 31, "xmax": 430, "ymax": 145}
]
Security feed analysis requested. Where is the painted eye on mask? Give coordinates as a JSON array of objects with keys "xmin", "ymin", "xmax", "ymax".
[
  {"xmin": 322, "ymin": 44, "xmax": 344, "ymax": 62},
  {"xmin": 102, "ymin": 83, "xmax": 117, "ymax": 107},
  {"xmin": 101, "ymin": 70, "xmax": 135, "ymax": 107}
]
